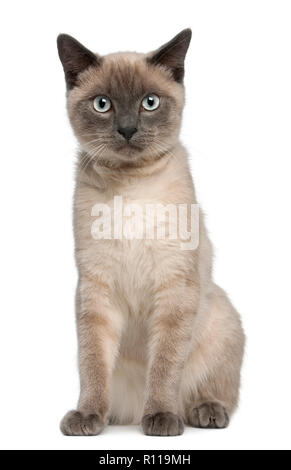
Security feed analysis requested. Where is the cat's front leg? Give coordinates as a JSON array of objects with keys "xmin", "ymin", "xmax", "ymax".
[
  {"xmin": 142, "ymin": 287, "xmax": 196, "ymax": 436},
  {"xmin": 60, "ymin": 277, "xmax": 122, "ymax": 436}
]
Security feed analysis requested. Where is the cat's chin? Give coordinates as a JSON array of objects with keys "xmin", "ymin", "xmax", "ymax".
[
  {"xmin": 85, "ymin": 142, "xmax": 167, "ymax": 169},
  {"xmin": 108, "ymin": 142, "xmax": 172, "ymax": 167}
]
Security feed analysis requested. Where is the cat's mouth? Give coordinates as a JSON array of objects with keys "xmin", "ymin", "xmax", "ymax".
[{"xmin": 115, "ymin": 141, "xmax": 144, "ymax": 154}]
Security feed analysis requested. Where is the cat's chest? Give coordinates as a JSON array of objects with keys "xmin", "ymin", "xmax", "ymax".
[
  {"xmin": 78, "ymin": 199, "xmax": 178, "ymax": 279},
  {"xmin": 75, "ymin": 179, "xmax": 192, "ymax": 313},
  {"xmin": 88, "ymin": 218, "xmax": 181, "ymax": 286}
]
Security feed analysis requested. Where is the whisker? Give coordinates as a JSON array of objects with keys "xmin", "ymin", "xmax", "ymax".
[{"xmin": 78, "ymin": 143, "xmax": 106, "ymax": 174}]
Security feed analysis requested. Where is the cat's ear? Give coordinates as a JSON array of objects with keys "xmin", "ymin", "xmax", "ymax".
[
  {"xmin": 57, "ymin": 34, "xmax": 100, "ymax": 90},
  {"xmin": 147, "ymin": 29, "xmax": 192, "ymax": 83}
]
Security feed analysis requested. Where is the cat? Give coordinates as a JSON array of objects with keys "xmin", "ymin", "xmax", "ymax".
[{"xmin": 57, "ymin": 29, "xmax": 245, "ymax": 436}]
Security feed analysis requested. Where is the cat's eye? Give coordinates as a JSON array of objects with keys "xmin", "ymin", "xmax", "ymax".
[
  {"xmin": 142, "ymin": 94, "xmax": 160, "ymax": 111},
  {"xmin": 93, "ymin": 96, "xmax": 112, "ymax": 113}
]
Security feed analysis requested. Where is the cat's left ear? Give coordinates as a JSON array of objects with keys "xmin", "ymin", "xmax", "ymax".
[
  {"xmin": 147, "ymin": 29, "xmax": 192, "ymax": 83},
  {"xmin": 57, "ymin": 34, "xmax": 100, "ymax": 90}
]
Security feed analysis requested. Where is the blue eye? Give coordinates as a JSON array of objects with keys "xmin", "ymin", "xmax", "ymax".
[
  {"xmin": 142, "ymin": 94, "xmax": 160, "ymax": 111},
  {"xmin": 93, "ymin": 96, "xmax": 111, "ymax": 113}
]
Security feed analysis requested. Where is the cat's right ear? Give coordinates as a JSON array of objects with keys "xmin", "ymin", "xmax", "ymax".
[{"xmin": 57, "ymin": 34, "xmax": 100, "ymax": 90}]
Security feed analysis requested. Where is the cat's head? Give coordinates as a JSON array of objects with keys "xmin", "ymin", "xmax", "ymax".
[{"xmin": 57, "ymin": 29, "xmax": 191, "ymax": 167}]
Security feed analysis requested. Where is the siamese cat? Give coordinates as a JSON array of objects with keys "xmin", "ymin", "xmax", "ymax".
[{"xmin": 57, "ymin": 29, "xmax": 245, "ymax": 436}]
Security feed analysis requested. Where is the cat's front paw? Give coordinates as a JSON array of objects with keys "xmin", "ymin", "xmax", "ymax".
[
  {"xmin": 142, "ymin": 412, "xmax": 184, "ymax": 436},
  {"xmin": 60, "ymin": 410, "xmax": 105, "ymax": 436}
]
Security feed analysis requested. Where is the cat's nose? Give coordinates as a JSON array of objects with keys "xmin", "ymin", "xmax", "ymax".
[{"xmin": 117, "ymin": 127, "xmax": 137, "ymax": 141}]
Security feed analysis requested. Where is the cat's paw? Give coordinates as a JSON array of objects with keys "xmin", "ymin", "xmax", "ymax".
[
  {"xmin": 188, "ymin": 402, "xmax": 229, "ymax": 429},
  {"xmin": 141, "ymin": 412, "xmax": 184, "ymax": 436},
  {"xmin": 60, "ymin": 410, "xmax": 105, "ymax": 436}
]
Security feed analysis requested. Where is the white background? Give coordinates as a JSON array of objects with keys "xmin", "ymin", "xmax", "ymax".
[{"xmin": 0, "ymin": 0, "xmax": 290, "ymax": 450}]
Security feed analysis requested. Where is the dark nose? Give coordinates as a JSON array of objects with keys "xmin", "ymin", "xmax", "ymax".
[{"xmin": 117, "ymin": 127, "xmax": 137, "ymax": 141}]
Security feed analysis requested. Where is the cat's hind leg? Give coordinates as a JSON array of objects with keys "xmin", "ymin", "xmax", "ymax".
[
  {"xmin": 187, "ymin": 402, "xmax": 229, "ymax": 429},
  {"xmin": 181, "ymin": 284, "xmax": 245, "ymax": 429}
]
